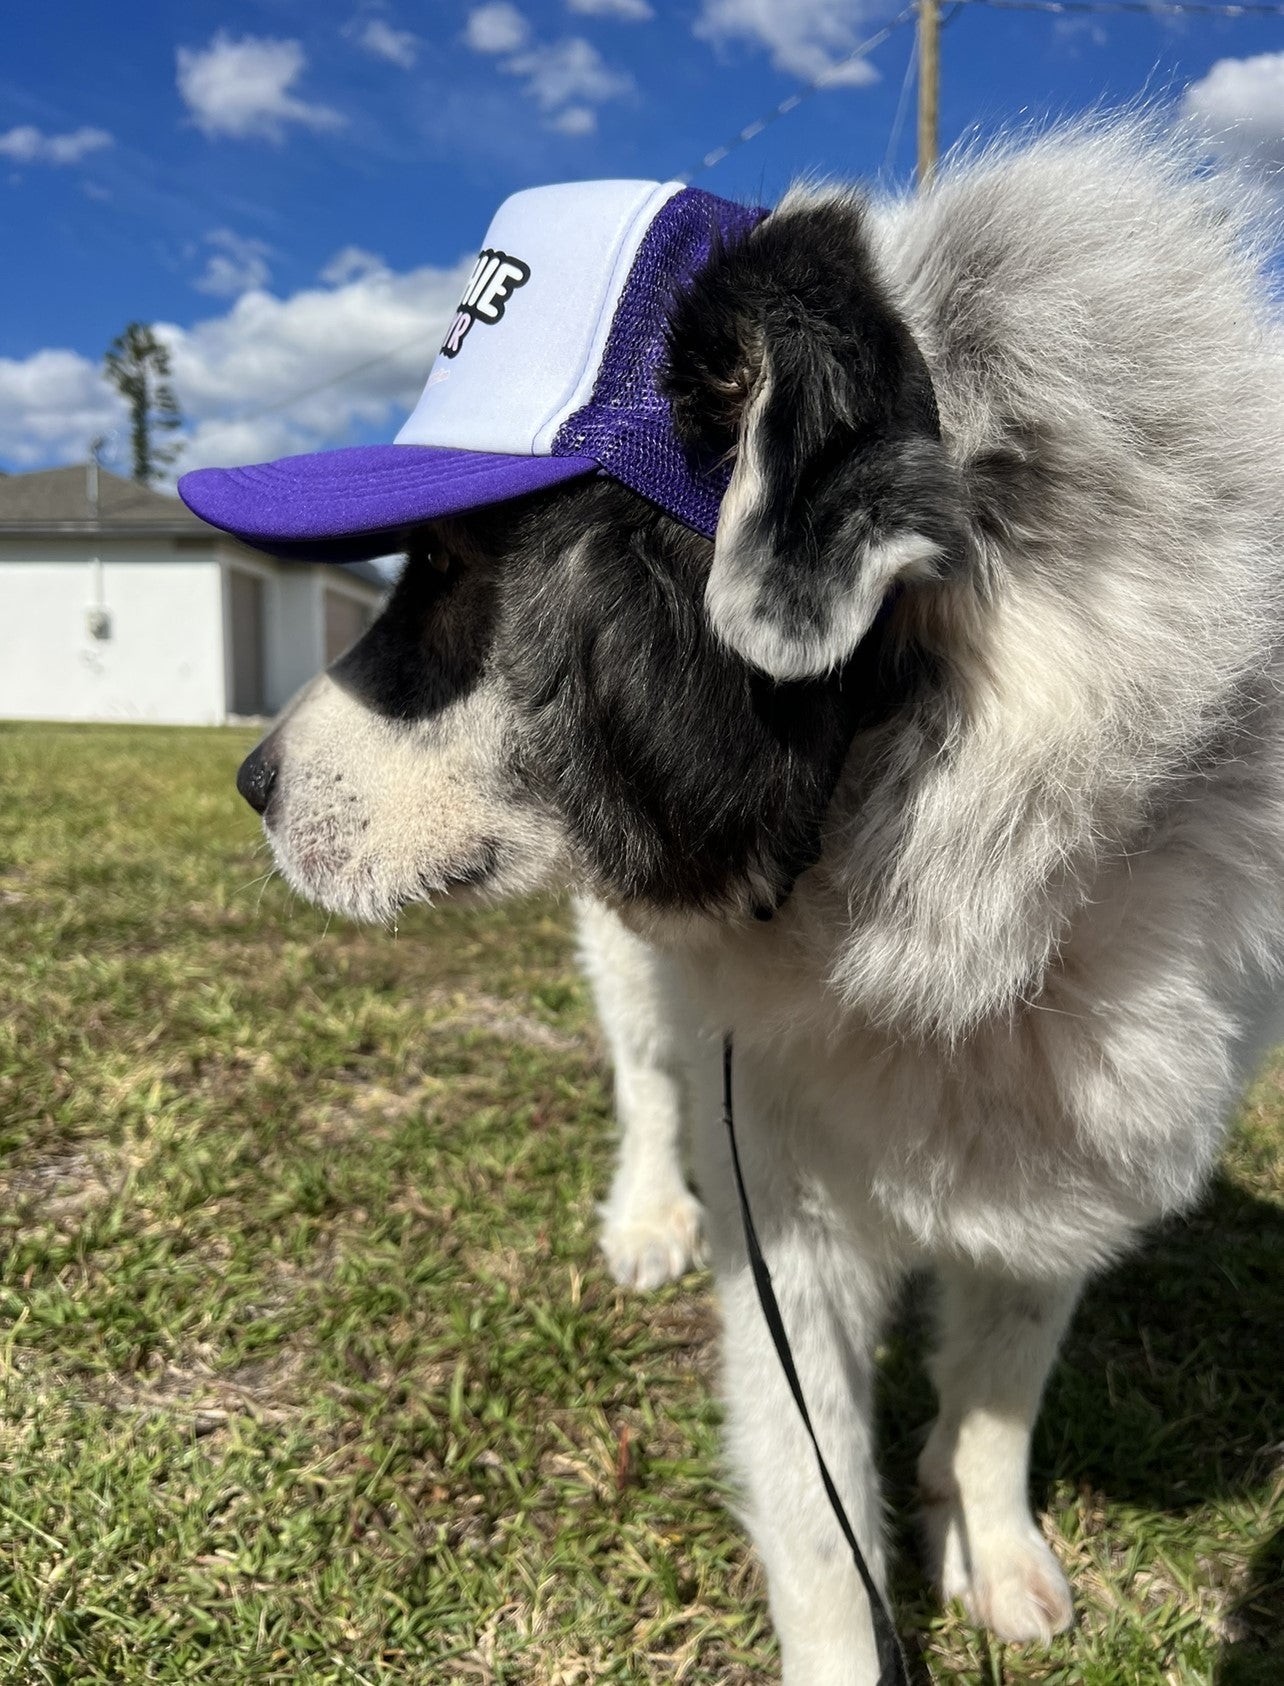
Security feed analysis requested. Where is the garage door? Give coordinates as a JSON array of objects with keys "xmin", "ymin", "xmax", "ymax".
[
  {"xmin": 324, "ymin": 590, "xmax": 370, "ymax": 664},
  {"xmin": 228, "ymin": 569, "xmax": 266, "ymax": 717}
]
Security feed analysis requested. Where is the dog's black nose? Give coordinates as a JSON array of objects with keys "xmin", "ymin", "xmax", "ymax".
[{"xmin": 236, "ymin": 741, "xmax": 279, "ymax": 815}]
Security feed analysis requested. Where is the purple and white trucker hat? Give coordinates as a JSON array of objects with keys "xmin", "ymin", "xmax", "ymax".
[{"xmin": 179, "ymin": 181, "xmax": 766, "ymax": 562}]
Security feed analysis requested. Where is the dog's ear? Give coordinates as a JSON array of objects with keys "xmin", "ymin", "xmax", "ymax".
[{"xmin": 666, "ymin": 192, "xmax": 963, "ymax": 681}]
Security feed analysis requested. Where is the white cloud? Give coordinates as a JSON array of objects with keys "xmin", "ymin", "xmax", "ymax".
[
  {"xmin": 465, "ymin": 9, "xmax": 630, "ymax": 134},
  {"xmin": 694, "ymin": 0, "xmax": 880, "ymax": 87},
  {"xmin": 0, "ymin": 253, "xmax": 474, "ymax": 479},
  {"xmin": 567, "ymin": 0, "xmax": 653, "ymax": 20},
  {"xmin": 0, "ymin": 349, "xmax": 123, "ymax": 468},
  {"xmin": 172, "ymin": 257, "xmax": 473, "ymax": 468},
  {"xmin": 1052, "ymin": 16, "xmax": 1107, "ymax": 49},
  {"xmin": 0, "ymin": 125, "xmax": 114, "ymax": 166},
  {"xmin": 194, "ymin": 229, "xmax": 275, "ymax": 298},
  {"xmin": 320, "ymin": 246, "xmax": 388, "ymax": 285},
  {"xmin": 548, "ymin": 105, "xmax": 598, "ymax": 136},
  {"xmin": 504, "ymin": 37, "xmax": 633, "ymax": 114},
  {"xmin": 1183, "ymin": 53, "xmax": 1284, "ymax": 173},
  {"xmin": 176, "ymin": 33, "xmax": 345, "ymax": 141},
  {"xmin": 465, "ymin": 4, "xmax": 532, "ymax": 54},
  {"xmin": 356, "ymin": 18, "xmax": 420, "ymax": 69}
]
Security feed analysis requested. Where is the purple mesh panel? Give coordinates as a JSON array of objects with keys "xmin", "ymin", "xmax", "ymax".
[{"xmin": 551, "ymin": 188, "xmax": 767, "ymax": 539}]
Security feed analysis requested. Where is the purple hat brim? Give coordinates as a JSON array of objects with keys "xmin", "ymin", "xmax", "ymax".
[{"xmin": 178, "ymin": 444, "xmax": 600, "ymax": 564}]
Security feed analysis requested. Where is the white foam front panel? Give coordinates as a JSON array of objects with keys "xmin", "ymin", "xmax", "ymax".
[{"xmin": 396, "ymin": 179, "xmax": 682, "ymax": 458}]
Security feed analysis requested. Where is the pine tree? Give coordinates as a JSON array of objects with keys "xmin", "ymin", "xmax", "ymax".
[{"xmin": 103, "ymin": 323, "xmax": 184, "ymax": 486}]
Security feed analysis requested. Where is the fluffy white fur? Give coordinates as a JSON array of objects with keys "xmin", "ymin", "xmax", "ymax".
[{"xmin": 249, "ymin": 120, "xmax": 1284, "ymax": 1684}]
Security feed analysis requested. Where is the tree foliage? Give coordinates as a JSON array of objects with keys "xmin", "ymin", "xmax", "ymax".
[{"xmin": 103, "ymin": 322, "xmax": 183, "ymax": 486}]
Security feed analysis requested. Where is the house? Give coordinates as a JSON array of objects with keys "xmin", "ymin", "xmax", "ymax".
[{"xmin": 0, "ymin": 464, "xmax": 386, "ymax": 726}]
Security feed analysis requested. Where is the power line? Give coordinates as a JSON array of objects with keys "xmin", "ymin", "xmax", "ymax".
[
  {"xmin": 965, "ymin": 0, "xmax": 1284, "ymax": 14},
  {"xmin": 206, "ymin": 0, "xmax": 1283, "ymax": 434},
  {"xmin": 215, "ymin": 14, "xmax": 924, "ymax": 433},
  {"xmin": 681, "ymin": 0, "xmax": 1284, "ymax": 187},
  {"xmin": 679, "ymin": 7, "xmax": 919, "ymax": 183},
  {"xmin": 884, "ymin": 31, "xmax": 921, "ymax": 176},
  {"xmin": 231, "ymin": 328, "xmax": 441, "ymax": 427}
]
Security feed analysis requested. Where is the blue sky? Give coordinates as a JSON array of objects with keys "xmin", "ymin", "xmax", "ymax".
[{"xmin": 2, "ymin": 0, "xmax": 1281, "ymax": 477}]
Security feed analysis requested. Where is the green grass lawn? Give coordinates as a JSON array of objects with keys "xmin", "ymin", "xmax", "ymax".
[{"xmin": 0, "ymin": 721, "xmax": 1279, "ymax": 1685}]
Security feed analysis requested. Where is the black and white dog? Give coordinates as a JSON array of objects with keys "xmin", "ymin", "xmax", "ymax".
[{"xmin": 234, "ymin": 123, "xmax": 1284, "ymax": 1682}]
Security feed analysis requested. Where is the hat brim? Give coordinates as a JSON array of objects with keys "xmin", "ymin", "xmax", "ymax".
[{"xmin": 178, "ymin": 443, "xmax": 600, "ymax": 564}]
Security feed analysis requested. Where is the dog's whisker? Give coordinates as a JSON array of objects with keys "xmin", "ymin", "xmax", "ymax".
[{"xmin": 235, "ymin": 870, "xmax": 278, "ymax": 900}]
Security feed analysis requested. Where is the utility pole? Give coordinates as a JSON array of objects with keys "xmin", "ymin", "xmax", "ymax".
[
  {"xmin": 85, "ymin": 434, "xmax": 110, "ymax": 643},
  {"xmin": 917, "ymin": 0, "xmax": 940, "ymax": 189}
]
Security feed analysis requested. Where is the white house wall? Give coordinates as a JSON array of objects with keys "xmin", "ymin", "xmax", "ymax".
[{"xmin": 0, "ymin": 539, "xmax": 226, "ymax": 725}]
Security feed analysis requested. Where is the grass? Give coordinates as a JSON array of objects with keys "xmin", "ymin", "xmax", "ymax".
[{"xmin": 0, "ymin": 719, "xmax": 1279, "ymax": 1685}]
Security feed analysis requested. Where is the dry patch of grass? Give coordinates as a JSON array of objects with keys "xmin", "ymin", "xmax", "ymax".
[{"xmin": 0, "ymin": 722, "xmax": 1280, "ymax": 1684}]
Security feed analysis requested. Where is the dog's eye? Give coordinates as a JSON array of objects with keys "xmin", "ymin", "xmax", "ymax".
[
  {"xmin": 709, "ymin": 363, "xmax": 755, "ymax": 411},
  {"xmin": 406, "ymin": 545, "xmax": 455, "ymax": 579}
]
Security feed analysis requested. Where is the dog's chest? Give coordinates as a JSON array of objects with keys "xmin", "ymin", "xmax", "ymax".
[{"xmin": 672, "ymin": 929, "xmax": 1157, "ymax": 1277}]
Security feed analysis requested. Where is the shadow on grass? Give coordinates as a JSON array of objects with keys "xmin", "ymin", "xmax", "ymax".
[
  {"xmin": 1219, "ymin": 1525, "xmax": 1283, "ymax": 1686},
  {"xmin": 877, "ymin": 1171, "xmax": 1283, "ymax": 1682}
]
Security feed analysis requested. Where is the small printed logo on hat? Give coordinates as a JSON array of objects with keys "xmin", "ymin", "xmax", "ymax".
[{"xmin": 441, "ymin": 249, "xmax": 530, "ymax": 359}]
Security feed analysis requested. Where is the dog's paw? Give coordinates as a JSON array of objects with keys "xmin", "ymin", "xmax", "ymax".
[
  {"xmin": 954, "ymin": 1530, "xmax": 1073, "ymax": 1643},
  {"xmin": 925, "ymin": 1500, "xmax": 1073, "ymax": 1644},
  {"xmin": 599, "ymin": 1189, "xmax": 705, "ymax": 1290}
]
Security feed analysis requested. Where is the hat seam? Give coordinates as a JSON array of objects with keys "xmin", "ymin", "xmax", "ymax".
[{"xmin": 529, "ymin": 181, "xmax": 682, "ymax": 457}]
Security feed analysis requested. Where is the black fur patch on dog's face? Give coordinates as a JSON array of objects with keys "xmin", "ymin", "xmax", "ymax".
[
  {"xmin": 330, "ymin": 536, "xmax": 496, "ymax": 725},
  {"xmin": 438, "ymin": 479, "xmax": 926, "ymax": 915},
  {"xmin": 330, "ymin": 197, "xmax": 962, "ymax": 915}
]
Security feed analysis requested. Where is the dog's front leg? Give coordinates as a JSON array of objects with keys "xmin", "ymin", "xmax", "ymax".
[
  {"xmin": 694, "ymin": 1055, "xmax": 903, "ymax": 1686},
  {"xmin": 718, "ymin": 1228, "xmax": 900, "ymax": 1685},
  {"xmin": 576, "ymin": 897, "xmax": 704, "ymax": 1289},
  {"xmin": 918, "ymin": 1262, "xmax": 1080, "ymax": 1642}
]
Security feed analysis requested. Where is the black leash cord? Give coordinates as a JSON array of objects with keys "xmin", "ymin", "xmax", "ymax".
[{"xmin": 721, "ymin": 1036, "xmax": 911, "ymax": 1686}]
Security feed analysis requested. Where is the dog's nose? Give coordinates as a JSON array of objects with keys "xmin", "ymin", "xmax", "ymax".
[{"xmin": 236, "ymin": 741, "xmax": 279, "ymax": 815}]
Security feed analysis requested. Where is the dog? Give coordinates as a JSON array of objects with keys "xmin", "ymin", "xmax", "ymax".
[{"xmin": 229, "ymin": 120, "xmax": 1284, "ymax": 1682}]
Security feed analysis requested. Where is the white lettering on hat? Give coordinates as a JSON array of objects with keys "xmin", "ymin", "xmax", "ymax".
[
  {"xmin": 441, "ymin": 247, "xmax": 530, "ymax": 359},
  {"xmin": 463, "ymin": 253, "xmax": 500, "ymax": 309}
]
